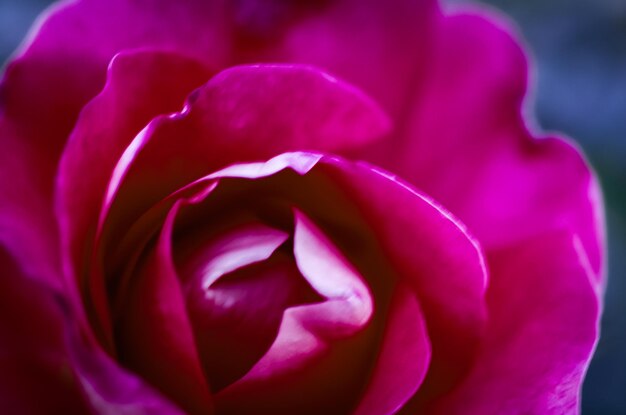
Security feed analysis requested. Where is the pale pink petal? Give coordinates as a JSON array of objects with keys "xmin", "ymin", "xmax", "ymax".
[
  {"xmin": 179, "ymin": 222, "xmax": 289, "ymax": 288},
  {"xmin": 216, "ymin": 210, "xmax": 375, "ymax": 414},
  {"xmin": 427, "ymin": 232, "xmax": 600, "ymax": 414},
  {"xmin": 179, "ymin": 221, "xmax": 307, "ymax": 391},
  {"xmin": 354, "ymin": 283, "xmax": 431, "ymax": 415}
]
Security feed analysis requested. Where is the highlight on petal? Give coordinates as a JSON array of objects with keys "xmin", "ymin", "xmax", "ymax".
[{"xmin": 215, "ymin": 210, "xmax": 376, "ymax": 414}]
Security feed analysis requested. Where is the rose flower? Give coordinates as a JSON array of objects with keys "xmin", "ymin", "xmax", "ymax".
[{"xmin": 0, "ymin": 0, "xmax": 604, "ymax": 414}]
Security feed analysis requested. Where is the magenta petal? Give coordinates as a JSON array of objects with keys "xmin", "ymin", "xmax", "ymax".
[
  {"xmin": 226, "ymin": 210, "xmax": 373, "ymax": 380},
  {"xmin": 216, "ymin": 209, "xmax": 376, "ymax": 414},
  {"xmin": 354, "ymin": 283, "xmax": 431, "ymax": 415},
  {"xmin": 0, "ymin": 122, "xmax": 62, "ymax": 289},
  {"xmin": 56, "ymin": 49, "xmax": 210, "ymax": 282},
  {"xmin": 100, "ymin": 65, "xmax": 388, "ymax": 241},
  {"xmin": 68, "ymin": 330, "xmax": 185, "ymax": 415},
  {"xmin": 181, "ymin": 222, "xmax": 317, "ymax": 391},
  {"xmin": 318, "ymin": 157, "xmax": 487, "ymax": 396},
  {"xmin": 431, "ymin": 232, "xmax": 600, "ymax": 414},
  {"xmin": 0, "ymin": 248, "xmax": 88, "ymax": 413},
  {"xmin": 54, "ymin": 50, "xmax": 209, "ymax": 348},
  {"xmin": 115, "ymin": 198, "xmax": 213, "ymax": 414},
  {"xmin": 254, "ymin": 0, "xmax": 439, "ymax": 119},
  {"xmin": 381, "ymin": 11, "xmax": 604, "ymax": 283}
]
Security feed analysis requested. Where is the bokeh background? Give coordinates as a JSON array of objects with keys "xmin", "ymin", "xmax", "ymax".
[{"xmin": 1, "ymin": 0, "xmax": 624, "ymax": 413}]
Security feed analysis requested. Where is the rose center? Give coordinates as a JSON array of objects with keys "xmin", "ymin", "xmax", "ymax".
[{"xmin": 178, "ymin": 223, "xmax": 322, "ymax": 391}]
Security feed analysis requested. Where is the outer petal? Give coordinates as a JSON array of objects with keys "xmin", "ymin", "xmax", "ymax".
[
  {"xmin": 238, "ymin": 0, "xmax": 439, "ymax": 119},
  {"xmin": 0, "ymin": 119, "xmax": 62, "ymax": 289},
  {"xmin": 375, "ymin": 10, "xmax": 604, "ymax": 283},
  {"xmin": 428, "ymin": 232, "xmax": 600, "ymax": 414},
  {"xmin": 55, "ymin": 49, "xmax": 209, "ymax": 347},
  {"xmin": 0, "ymin": 248, "xmax": 88, "ymax": 414},
  {"xmin": 318, "ymin": 157, "xmax": 488, "ymax": 402},
  {"xmin": 0, "ymin": 0, "xmax": 225, "ymax": 290}
]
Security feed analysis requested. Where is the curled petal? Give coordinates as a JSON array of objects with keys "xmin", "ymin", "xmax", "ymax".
[
  {"xmin": 115, "ymin": 196, "xmax": 213, "ymax": 414},
  {"xmin": 56, "ymin": 49, "xmax": 210, "ymax": 283},
  {"xmin": 216, "ymin": 210, "xmax": 375, "ymax": 414},
  {"xmin": 99, "ymin": 65, "xmax": 388, "ymax": 248},
  {"xmin": 55, "ymin": 50, "xmax": 210, "ymax": 346},
  {"xmin": 318, "ymin": 156, "xmax": 488, "ymax": 401}
]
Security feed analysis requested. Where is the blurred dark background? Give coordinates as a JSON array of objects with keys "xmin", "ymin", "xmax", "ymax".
[{"xmin": 1, "ymin": 0, "xmax": 624, "ymax": 413}]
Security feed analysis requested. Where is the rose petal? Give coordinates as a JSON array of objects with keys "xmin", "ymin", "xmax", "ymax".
[
  {"xmin": 427, "ymin": 232, "xmax": 600, "ymax": 414},
  {"xmin": 179, "ymin": 222, "xmax": 289, "ymax": 288},
  {"xmin": 178, "ymin": 221, "xmax": 311, "ymax": 391},
  {"xmin": 318, "ymin": 156, "xmax": 488, "ymax": 401},
  {"xmin": 216, "ymin": 210, "xmax": 376, "ymax": 414},
  {"xmin": 0, "ymin": 248, "xmax": 88, "ymax": 413},
  {"xmin": 99, "ymin": 65, "xmax": 388, "ymax": 249},
  {"xmin": 234, "ymin": 0, "xmax": 438, "ymax": 120},
  {"xmin": 56, "ymin": 49, "xmax": 209, "ymax": 276},
  {"xmin": 145, "ymin": 151, "xmax": 487, "ymax": 406},
  {"xmin": 115, "ymin": 197, "xmax": 213, "ymax": 414},
  {"xmin": 55, "ymin": 49, "xmax": 210, "ymax": 347},
  {"xmin": 0, "ymin": 121, "xmax": 62, "ymax": 289},
  {"xmin": 0, "ymin": 0, "xmax": 226, "ymax": 289},
  {"xmin": 68, "ymin": 328, "xmax": 186, "ymax": 415},
  {"xmin": 375, "ymin": 11, "xmax": 604, "ymax": 283},
  {"xmin": 291, "ymin": 209, "xmax": 373, "ymax": 337},
  {"xmin": 353, "ymin": 283, "xmax": 431, "ymax": 415}
]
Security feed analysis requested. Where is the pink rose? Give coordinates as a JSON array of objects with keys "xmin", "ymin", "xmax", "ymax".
[{"xmin": 0, "ymin": 0, "xmax": 604, "ymax": 414}]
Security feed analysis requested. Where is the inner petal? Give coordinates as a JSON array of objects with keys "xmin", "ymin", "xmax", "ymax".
[
  {"xmin": 179, "ymin": 222, "xmax": 322, "ymax": 391},
  {"xmin": 215, "ymin": 210, "xmax": 376, "ymax": 414}
]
